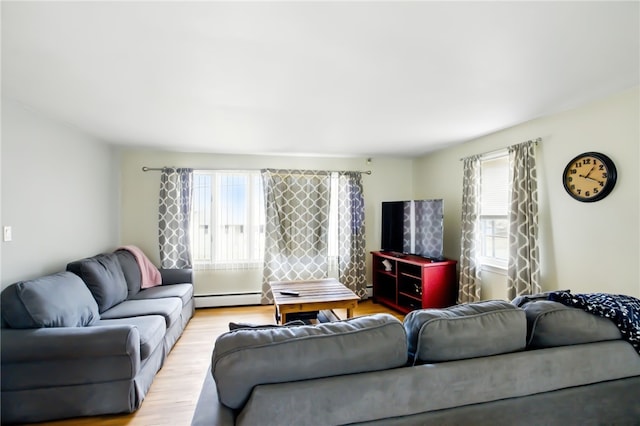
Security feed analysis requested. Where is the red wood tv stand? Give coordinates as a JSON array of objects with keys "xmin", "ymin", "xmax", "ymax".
[{"xmin": 371, "ymin": 251, "xmax": 458, "ymax": 314}]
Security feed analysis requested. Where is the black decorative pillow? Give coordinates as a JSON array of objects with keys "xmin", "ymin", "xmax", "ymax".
[
  {"xmin": 511, "ymin": 290, "xmax": 571, "ymax": 307},
  {"xmin": 548, "ymin": 291, "xmax": 640, "ymax": 355},
  {"xmin": 228, "ymin": 320, "xmax": 306, "ymax": 331}
]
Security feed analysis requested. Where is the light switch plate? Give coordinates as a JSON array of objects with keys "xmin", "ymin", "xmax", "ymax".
[{"xmin": 3, "ymin": 226, "xmax": 12, "ymax": 242}]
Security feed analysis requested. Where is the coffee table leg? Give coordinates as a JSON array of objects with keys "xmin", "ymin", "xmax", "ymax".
[
  {"xmin": 347, "ymin": 308, "xmax": 354, "ymax": 319},
  {"xmin": 275, "ymin": 305, "xmax": 281, "ymax": 324}
]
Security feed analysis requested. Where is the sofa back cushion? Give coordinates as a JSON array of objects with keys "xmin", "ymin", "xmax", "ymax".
[
  {"xmin": 212, "ymin": 313, "xmax": 408, "ymax": 409},
  {"xmin": 403, "ymin": 300, "xmax": 527, "ymax": 363},
  {"xmin": 66, "ymin": 253, "xmax": 128, "ymax": 313},
  {"xmin": 114, "ymin": 249, "xmax": 142, "ymax": 298},
  {"xmin": 522, "ymin": 300, "xmax": 621, "ymax": 348},
  {"xmin": 1, "ymin": 272, "xmax": 100, "ymax": 328}
]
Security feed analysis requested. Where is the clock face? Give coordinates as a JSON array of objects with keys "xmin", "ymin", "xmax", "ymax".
[{"xmin": 562, "ymin": 152, "xmax": 617, "ymax": 202}]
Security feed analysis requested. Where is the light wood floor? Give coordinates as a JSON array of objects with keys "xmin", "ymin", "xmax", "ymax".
[{"xmin": 29, "ymin": 300, "xmax": 403, "ymax": 426}]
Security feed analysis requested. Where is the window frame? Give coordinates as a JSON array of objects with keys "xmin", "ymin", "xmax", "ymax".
[
  {"xmin": 477, "ymin": 153, "xmax": 509, "ymax": 270},
  {"xmin": 190, "ymin": 170, "xmax": 265, "ymax": 270}
]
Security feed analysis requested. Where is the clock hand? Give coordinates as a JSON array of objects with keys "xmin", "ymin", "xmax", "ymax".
[
  {"xmin": 584, "ymin": 166, "xmax": 595, "ymax": 179},
  {"xmin": 579, "ymin": 174, "xmax": 603, "ymax": 184}
]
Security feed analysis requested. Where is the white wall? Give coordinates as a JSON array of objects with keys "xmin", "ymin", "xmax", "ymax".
[
  {"xmin": 6, "ymin": 88, "xmax": 636, "ymax": 301},
  {"xmin": 413, "ymin": 87, "xmax": 640, "ymax": 299},
  {"xmin": 1, "ymin": 100, "xmax": 120, "ymax": 287},
  {"xmin": 120, "ymin": 150, "xmax": 414, "ymax": 297}
]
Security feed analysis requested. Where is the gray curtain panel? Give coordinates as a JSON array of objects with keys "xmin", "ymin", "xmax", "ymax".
[
  {"xmin": 336, "ymin": 172, "xmax": 367, "ymax": 298},
  {"xmin": 458, "ymin": 156, "xmax": 481, "ymax": 304},
  {"xmin": 507, "ymin": 141, "xmax": 541, "ymax": 299},
  {"xmin": 260, "ymin": 169, "xmax": 331, "ymax": 304},
  {"xmin": 158, "ymin": 167, "xmax": 193, "ymax": 269}
]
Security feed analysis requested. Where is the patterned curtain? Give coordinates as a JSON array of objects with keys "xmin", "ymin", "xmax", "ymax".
[
  {"xmin": 458, "ymin": 156, "xmax": 481, "ymax": 303},
  {"xmin": 507, "ymin": 141, "xmax": 541, "ymax": 299},
  {"xmin": 336, "ymin": 172, "xmax": 367, "ymax": 298},
  {"xmin": 158, "ymin": 168, "xmax": 193, "ymax": 269},
  {"xmin": 260, "ymin": 169, "xmax": 331, "ymax": 304}
]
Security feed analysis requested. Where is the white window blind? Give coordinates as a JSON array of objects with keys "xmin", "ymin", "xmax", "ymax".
[{"xmin": 480, "ymin": 156, "xmax": 509, "ymax": 216}]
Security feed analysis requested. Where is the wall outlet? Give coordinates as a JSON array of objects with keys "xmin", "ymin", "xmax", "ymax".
[{"xmin": 3, "ymin": 226, "xmax": 12, "ymax": 242}]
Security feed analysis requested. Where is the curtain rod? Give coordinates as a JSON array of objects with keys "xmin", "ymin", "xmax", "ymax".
[
  {"xmin": 459, "ymin": 137, "xmax": 541, "ymax": 161},
  {"xmin": 141, "ymin": 166, "xmax": 372, "ymax": 175}
]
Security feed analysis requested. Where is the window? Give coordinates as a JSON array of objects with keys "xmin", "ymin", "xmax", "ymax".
[
  {"xmin": 479, "ymin": 154, "xmax": 509, "ymax": 268},
  {"xmin": 191, "ymin": 171, "xmax": 265, "ymax": 269}
]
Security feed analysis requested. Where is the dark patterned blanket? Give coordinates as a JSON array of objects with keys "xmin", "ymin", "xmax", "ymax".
[{"xmin": 548, "ymin": 291, "xmax": 640, "ymax": 355}]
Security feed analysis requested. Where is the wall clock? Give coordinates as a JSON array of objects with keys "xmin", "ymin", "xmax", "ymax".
[{"xmin": 562, "ymin": 151, "xmax": 617, "ymax": 202}]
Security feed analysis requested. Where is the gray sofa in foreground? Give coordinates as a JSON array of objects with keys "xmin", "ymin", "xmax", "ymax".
[
  {"xmin": 192, "ymin": 299, "xmax": 640, "ymax": 425},
  {"xmin": 1, "ymin": 249, "xmax": 194, "ymax": 424}
]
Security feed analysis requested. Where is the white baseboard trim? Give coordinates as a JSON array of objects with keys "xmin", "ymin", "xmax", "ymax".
[
  {"xmin": 195, "ymin": 293, "xmax": 261, "ymax": 308},
  {"xmin": 195, "ymin": 285, "xmax": 373, "ymax": 308}
]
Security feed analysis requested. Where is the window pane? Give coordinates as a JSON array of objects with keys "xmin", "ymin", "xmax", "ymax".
[
  {"xmin": 192, "ymin": 174, "xmax": 212, "ymax": 261},
  {"xmin": 480, "ymin": 217, "xmax": 508, "ymax": 261},
  {"xmin": 191, "ymin": 170, "xmax": 264, "ymax": 269},
  {"xmin": 478, "ymin": 152, "xmax": 509, "ymax": 266},
  {"xmin": 493, "ymin": 218, "xmax": 509, "ymax": 260},
  {"xmin": 216, "ymin": 173, "xmax": 249, "ymax": 262}
]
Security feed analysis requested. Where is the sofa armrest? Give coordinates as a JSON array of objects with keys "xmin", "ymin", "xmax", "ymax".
[
  {"xmin": 1, "ymin": 326, "xmax": 142, "ymax": 392},
  {"xmin": 160, "ymin": 268, "xmax": 193, "ymax": 285},
  {"xmin": 1, "ymin": 325, "xmax": 140, "ymax": 363}
]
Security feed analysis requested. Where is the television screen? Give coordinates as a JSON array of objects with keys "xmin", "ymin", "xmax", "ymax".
[
  {"xmin": 381, "ymin": 199, "xmax": 443, "ymax": 259},
  {"xmin": 381, "ymin": 201, "xmax": 405, "ymax": 253}
]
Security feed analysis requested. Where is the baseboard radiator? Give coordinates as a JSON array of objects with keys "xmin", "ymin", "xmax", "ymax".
[{"xmin": 195, "ymin": 293, "xmax": 262, "ymax": 308}]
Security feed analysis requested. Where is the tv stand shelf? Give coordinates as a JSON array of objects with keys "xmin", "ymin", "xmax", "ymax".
[{"xmin": 371, "ymin": 251, "xmax": 458, "ymax": 314}]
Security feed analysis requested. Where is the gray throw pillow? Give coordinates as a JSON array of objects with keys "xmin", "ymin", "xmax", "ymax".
[
  {"xmin": 66, "ymin": 253, "xmax": 128, "ymax": 313},
  {"xmin": 114, "ymin": 249, "xmax": 143, "ymax": 298},
  {"xmin": 403, "ymin": 300, "xmax": 527, "ymax": 363},
  {"xmin": 521, "ymin": 300, "xmax": 621, "ymax": 347},
  {"xmin": 212, "ymin": 313, "xmax": 408, "ymax": 409},
  {"xmin": 1, "ymin": 271, "xmax": 100, "ymax": 328}
]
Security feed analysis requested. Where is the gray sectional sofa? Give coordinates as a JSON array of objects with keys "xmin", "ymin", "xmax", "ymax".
[
  {"xmin": 1, "ymin": 249, "xmax": 194, "ymax": 424},
  {"xmin": 193, "ymin": 299, "xmax": 640, "ymax": 425}
]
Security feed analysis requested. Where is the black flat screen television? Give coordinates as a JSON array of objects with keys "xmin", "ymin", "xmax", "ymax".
[{"xmin": 381, "ymin": 199, "xmax": 444, "ymax": 259}]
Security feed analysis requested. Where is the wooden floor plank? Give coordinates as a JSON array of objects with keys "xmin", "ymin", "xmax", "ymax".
[{"xmin": 23, "ymin": 300, "xmax": 402, "ymax": 426}]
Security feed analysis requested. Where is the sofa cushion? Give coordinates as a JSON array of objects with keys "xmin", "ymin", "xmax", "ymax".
[
  {"xmin": 521, "ymin": 300, "xmax": 621, "ymax": 348},
  {"xmin": 94, "ymin": 315, "xmax": 166, "ymax": 360},
  {"xmin": 100, "ymin": 298, "xmax": 182, "ymax": 329},
  {"xmin": 403, "ymin": 300, "xmax": 526, "ymax": 363},
  {"xmin": 228, "ymin": 320, "xmax": 306, "ymax": 331},
  {"xmin": 212, "ymin": 313, "xmax": 408, "ymax": 409},
  {"xmin": 129, "ymin": 283, "xmax": 193, "ymax": 307},
  {"xmin": 114, "ymin": 249, "xmax": 142, "ymax": 298},
  {"xmin": 1, "ymin": 272, "xmax": 99, "ymax": 328},
  {"xmin": 66, "ymin": 253, "xmax": 128, "ymax": 313}
]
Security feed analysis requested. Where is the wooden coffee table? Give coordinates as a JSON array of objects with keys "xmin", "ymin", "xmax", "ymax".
[{"xmin": 270, "ymin": 278, "xmax": 360, "ymax": 324}]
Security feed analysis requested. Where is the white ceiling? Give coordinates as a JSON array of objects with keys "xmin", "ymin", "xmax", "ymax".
[{"xmin": 2, "ymin": 1, "xmax": 639, "ymax": 157}]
